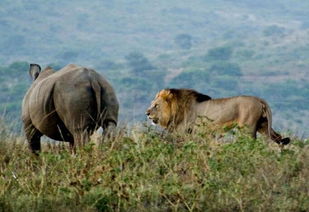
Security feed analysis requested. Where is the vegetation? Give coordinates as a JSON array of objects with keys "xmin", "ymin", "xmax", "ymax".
[
  {"xmin": 0, "ymin": 62, "xmax": 30, "ymax": 122},
  {"xmin": 0, "ymin": 124, "xmax": 308, "ymax": 211},
  {"xmin": 174, "ymin": 34, "xmax": 193, "ymax": 50},
  {"xmin": 205, "ymin": 46, "xmax": 234, "ymax": 61}
]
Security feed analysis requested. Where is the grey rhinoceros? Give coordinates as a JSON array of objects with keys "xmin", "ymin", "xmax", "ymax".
[{"xmin": 22, "ymin": 64, "xmax": 119, "ymax": 153}]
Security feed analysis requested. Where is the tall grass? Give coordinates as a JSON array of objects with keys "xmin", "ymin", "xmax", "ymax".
[{"xmin": 0, "ymin": 125, "xmax": 308, "ymax": 211}]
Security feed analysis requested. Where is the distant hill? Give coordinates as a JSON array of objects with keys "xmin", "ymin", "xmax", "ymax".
[
  {"xmin": 1, "ymin": 0, "xmax": 309, "ymax": 65},
  {"xmin": 0, "ymin": 0, "xmax": 308, "ymax": 137}
]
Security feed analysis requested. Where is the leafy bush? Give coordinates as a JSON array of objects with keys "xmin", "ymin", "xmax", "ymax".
[
  {"xmin": 125, "ymin": 52, "xmax": 155, "ymax": 76},
  {"xmin": 263, "ymin": 25, "xmax": 286, "ymax": 37},
  {"xmin": 8, "ymin": 61, "xmax": 29, "ymax": 73},
  {"xmin": 168, "ymin": 69, "xmax": 210, "ymax": 90},
  {"xmin": 0, "ymin": 61, "xmax": 29, "ymax": 78},
  {"xmin": 209, "ymin": 62, "xmax": 242, "ymax": 76},
  {"xmin": 210, "ymin": 76, "xmax": 239, "ymax": 92},
  {"xmin": 0, "ymin": 62, "xmax": 30, "ymax": 122},
  {"xmin": 57, "ymin": 50, "xmax": 80, "ymax": 61},
  {"xmin": 263, "ymin": 80, "xmax": 309, "ymax": 110},
  {"xmin": 235, "ymin": 49, "xmax": 255, "ymax": 60},
  {"xmin": 174, "ymin": 33, "xmax": 192, "ymax": 50},
  {"xmin": 205, "ymin": 46, "xmax": 233, "ymax": 61}
]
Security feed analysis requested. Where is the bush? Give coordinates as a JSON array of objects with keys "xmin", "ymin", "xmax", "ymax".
[
  {"xmin": 168, "ymin": 69, "xmax": 210, "ymax": 90},
  {"xmin": 263, "ymin": 25, "xmax": 286, "ymax": 37},
  {"xmin": 9, "ymin": 61, "xmax": 28, "ymax": 72},
  {"xmin": 125, "ymin": 52, "xmax": 155, "ymax": 76},
  {"xmin": 57, "ymin": 50, "xmax": 80, "ymax": 61},
  {"xmin": 209, "ymin": 62, "xmax": 242, "ymax": 76},
  {"xmin": 174, "ymin": 33, "xmax": 193, "ymax": 50},
  {"xmin": 3, "ymin": 61, "xmax": 29, "ymax": 78},
  {"xmin": 205, "ymin": 46, "xmax": 233, "ymax": 61},
  {"xmin": 211, "ymin": 76, "xmax": 239, "ymax": 92}
]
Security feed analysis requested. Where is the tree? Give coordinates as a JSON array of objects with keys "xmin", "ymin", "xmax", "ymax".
[
  {"xmin": 263, "ymin": 25, "xmax": 286, "ymax": 37},
  {"xmin": 174, "ymin": 34, "xmax": 192, "ymax": 50},
  {"xmin": 125, "ymin": 52, "xmax": 155, "ymax": 76},
  {"xmin": 205, "ymin": 46, "xmax": 233, "ymax": 61},
  {"xmin": 209, "ymin": 62, "xmax": 242, "ymax": 76},
  {"xmin": 7, "ymin": 61, "xmax": 29, "ymax": 78},
  {"xmin": 169, "ymin": 69, "xmax": 210, "ymax": 90}
]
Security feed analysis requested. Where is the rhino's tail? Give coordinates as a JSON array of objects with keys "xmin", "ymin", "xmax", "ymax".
[{"xmin": 91, "ymin": 80, "xmax": 105, "ymax": 125}]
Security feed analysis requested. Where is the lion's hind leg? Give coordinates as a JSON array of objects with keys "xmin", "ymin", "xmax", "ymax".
[
  {"xmin": 235, "ymin": 118, "xmax": 258, "ymax": 140},
  {"xmin": 257, "ymin": 119, "xmax": 290, "ymax": 145}
]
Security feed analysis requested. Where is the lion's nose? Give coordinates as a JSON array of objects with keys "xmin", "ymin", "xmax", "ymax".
[{"xmin": 146, "ymin": 110, "xmax": 150, "ymax": 116}]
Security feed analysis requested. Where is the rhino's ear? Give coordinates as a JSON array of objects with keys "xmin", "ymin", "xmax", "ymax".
[{"xmin": 29, "ymin": 64, "xmax": 41, "ymax": 80}]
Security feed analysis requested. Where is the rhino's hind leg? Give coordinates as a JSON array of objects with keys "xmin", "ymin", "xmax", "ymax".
[
  {"xmin": 102, "ymin": 120, "xmax": 117, "ymax": 140},
  {"xmin": 72, "ymin": 130, "xmax": 90, "ymax": 150},
  {"xmin": 103, "ymin": 120, "xmax": 116, "ymax": 132},
  {"xmin": 26, "ymin": 129, "xmax": 42, "ymax": 154}
]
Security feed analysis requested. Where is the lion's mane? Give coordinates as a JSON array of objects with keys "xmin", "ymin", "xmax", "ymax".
[{"xmin": 156, "ymin": 88, "xmax": 211, "ymax": 129}]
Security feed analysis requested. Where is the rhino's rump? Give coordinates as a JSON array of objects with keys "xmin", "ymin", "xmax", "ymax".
[
  {"xmin": 28, "ymin": 69, "xmax": 100, "ymax": 140},
  {"xmin": 53, "ymin": 76, "xmax": 99, "ymax": 134},
  {"xmin": 26, "ymin": 79, "xmax": 72, "ymax": 141}
]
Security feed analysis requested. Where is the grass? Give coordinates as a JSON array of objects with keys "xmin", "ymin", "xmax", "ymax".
[{"xmin": 0, "ymin": 125, "xmax": 308, "ymax": 211}]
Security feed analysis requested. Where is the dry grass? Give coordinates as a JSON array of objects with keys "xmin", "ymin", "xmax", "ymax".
[{"xmin": 0, "ymin": 124, "xmax": 308, "ymax": 211}]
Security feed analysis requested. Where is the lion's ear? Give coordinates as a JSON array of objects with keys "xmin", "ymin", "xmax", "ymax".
[
  {"xmin": 160, "ymin": 89, "xmax": 174, "ymax": 101},
  {"xmin": 166, "ymin": 92, "xmax": 174, "ymax": 101}
]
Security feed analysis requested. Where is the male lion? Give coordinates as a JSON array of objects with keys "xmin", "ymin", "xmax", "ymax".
[{"xmin": 146, "ymin": 88, "xmax": 290, "ymax": 145}]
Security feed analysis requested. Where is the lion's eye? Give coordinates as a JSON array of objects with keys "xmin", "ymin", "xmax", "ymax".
[{"xmin": 154, "ymin": 104, "xmax": 158, "ymax": 108}]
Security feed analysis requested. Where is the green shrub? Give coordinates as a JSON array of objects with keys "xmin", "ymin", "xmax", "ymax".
[
  {"xmin": 209, "ymin": 62, "xmax": 242, "ymax": 76},
  {"xmin": 174, "ymin": 33, "xmax": 192, "ymax": 50},
  {"xmin": 125, "ymin": 52, "xmax": 155, "ymax": 76},
  {"xmin": 263, "ymin": 25, "xmax": 286, "ymax": 37},
  {"xmin": 168, "ymin": 69, "xmax": 210, "ymax": 90},
  {"xmin": 205, "ymin": 46, "xmax": 233, "ymax": 61}
]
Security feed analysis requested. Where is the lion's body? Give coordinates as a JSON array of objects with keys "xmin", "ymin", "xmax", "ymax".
[
  {"xmin": 146, "ymin": 89, "xmax": 290, "ymax": 145},
  {"xmin": 193, "ymin": 96, "xmax": 266, "ymax": 130}
]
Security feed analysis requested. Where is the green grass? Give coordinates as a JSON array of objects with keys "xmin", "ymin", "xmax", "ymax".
[{"xmin": 0, "ymin": 126, "xmax": 308, "ymax": 211}]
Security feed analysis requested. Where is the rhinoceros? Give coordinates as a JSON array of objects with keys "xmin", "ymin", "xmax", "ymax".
[{"xmin": 22, "ymin": 64, "xmax": 119, "ymax": 153}]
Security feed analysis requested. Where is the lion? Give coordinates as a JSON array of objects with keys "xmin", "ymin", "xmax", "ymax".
[{"xmin": 146, "ymin": 88, "xmax": 290, "ymax": 145}]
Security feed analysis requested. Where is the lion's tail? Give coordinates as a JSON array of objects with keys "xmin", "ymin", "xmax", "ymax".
[
  {"xmin": 261, "ymin": 99, "xmax": 273, "ymax": 139},
  {"xmin": 260, "ymin": 98, "xmax": 290, "ymax": 145}
]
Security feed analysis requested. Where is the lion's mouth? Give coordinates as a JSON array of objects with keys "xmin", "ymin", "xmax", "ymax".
[
  {"xmin": 152, "ymin": 119, "xmax": 158, "ymax": 125},
  {"xmin": 147, "ymin": 116, "xmax": 158, "ymax": 125}
]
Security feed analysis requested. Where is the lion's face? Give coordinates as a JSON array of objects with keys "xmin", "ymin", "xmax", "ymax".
[{"xmin": 146, "ymin": 91, "xmax": 173, "ymax": 128}]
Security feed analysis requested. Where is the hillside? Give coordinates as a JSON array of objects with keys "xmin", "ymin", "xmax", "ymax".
[
  {"xmin": 0, "ymin": 127, "xmax": 308, "ymax": 211},
  {"xmin": 0, "ymin": 0, "xmax": 308, "ymax": 136}
]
